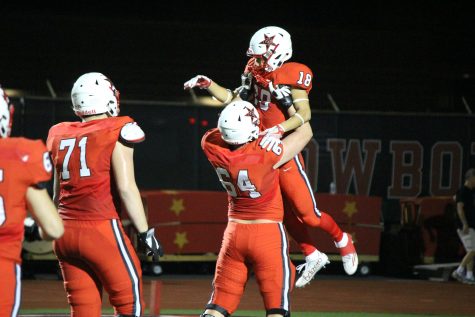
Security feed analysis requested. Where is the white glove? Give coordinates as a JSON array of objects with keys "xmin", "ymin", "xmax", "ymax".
[
  {"xmin": 260, "ymin": 124, "xmax": 285, "ymax": 139},
  {"xmin": 268, "ymin": 82, "xmax": 293, "ymax": 108},
  {"xmin": 259, "ymin": 134, "xmax": 283, "ymax": 152},
  {"xmin": 183, "ymin": 75, "xmax": 212, "ymax": 90}
]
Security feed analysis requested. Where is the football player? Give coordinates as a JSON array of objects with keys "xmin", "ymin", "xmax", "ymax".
[
  {"xmin": 185, "ymin": 26, "xmax": 358, "ymax": 287},
  {"xmin": 0, "ymin": 86, "xmax": 64, "ymax": 317},
  {"xmin": 202, "ymin": 100, "xmax": 313, "ymax": 317},
  {"xmin": 47, "ymin": 73, "xmax": 163, "ymax": 317}
]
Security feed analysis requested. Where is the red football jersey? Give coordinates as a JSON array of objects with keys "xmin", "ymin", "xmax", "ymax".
[
  {"xmin": 251, "ymin": 62, "xmax": 314, "ymax": 129},
  {"xmin": 0, "ymin": 138, "xmax": 52, "ymax": 263},
  {"xmin": 47, "ymin": 116, "xmax": 137, "ymax": 220},
  {"xmin": 201, "ymin": 128, "xmax": 285, "ymax": 221}
]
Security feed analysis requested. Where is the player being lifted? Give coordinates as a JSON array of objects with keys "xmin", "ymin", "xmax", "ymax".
[
  {"xmin": 47, "ymin": 73, "xmax": 163, "ymax": 317},
  {"xmin": 202, "ymin": 100, "xmax": 313, "ymax": 317},
  {"xmin": 0, "ymin": 86, "xmax": 64, "ymax": 317},
  {"xmin": 185, "ymin": 26, "xmax": 357, "ymax": 287}
]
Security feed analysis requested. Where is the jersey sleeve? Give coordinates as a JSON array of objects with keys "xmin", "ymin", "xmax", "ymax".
[
  {"xmin": 24, "ymin": 139, "xmax": 53, "ymax": 187},
  {"xmin": 274, "ymin": 62, "xmax": 313, "ymax": 93}
]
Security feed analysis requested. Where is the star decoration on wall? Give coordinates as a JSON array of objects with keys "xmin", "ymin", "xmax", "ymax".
[
  {"xmin": 174, "ymin": 232, "xmax": 189, "ymax": 249},
  {"xmin": 170, "ymin": 198, "xmax": 185, "ymax": 216},
  {"xmin": 343, "ymin": 201, "xmax": 358, "ymax": 219}
]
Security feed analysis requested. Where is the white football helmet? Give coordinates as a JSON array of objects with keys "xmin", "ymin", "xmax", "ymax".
[
  {"xmin": 247, "ymin": 26, "xmax": 292, "ymax": 72},
  {"xmin": 71, "ymin": 72, "xmax": 120, "ymax": 117},
  {"xmin": 0, "ymin": 86, "xmax": 14, "ymax": 138},
  {"xmin": 218, "ymin": 100, "xmax": 260, "ymax": 145}
]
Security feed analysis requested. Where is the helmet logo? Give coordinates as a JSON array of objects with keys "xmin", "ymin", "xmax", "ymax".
[
  {"xmin": 260, "ymin": 34, "xmax": 276, "ymax": 50},
  {"xmin": 244, "ymin": 106, "xmax": 259, "ymax": 126}
]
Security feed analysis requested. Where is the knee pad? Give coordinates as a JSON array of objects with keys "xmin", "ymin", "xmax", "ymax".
[{"xmin": 267, "ymin": 308, "xmax": 290, "ymax": 316}]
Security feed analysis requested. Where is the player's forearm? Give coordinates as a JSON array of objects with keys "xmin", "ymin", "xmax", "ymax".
[
  {"xmin": 279, "ymin": 89, "xmax": 312, "ymax": 132},
  {"xmin": 206, "ymin": 82, "xmax": 234, "ymax": 104},
  {"xmin": 119, "ymin": 185, "xmax": 149, "ymax": 233},
  {"xmin": 26, "ymin": 187, "xmax": 64, "ymax": 240},
  {"xmin": 274, "ymin": 123, "xmax": 313, "ymax": 169}
]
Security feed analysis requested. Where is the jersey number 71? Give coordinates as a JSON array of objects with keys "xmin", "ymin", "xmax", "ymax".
[
  {"xmin": 59, "ymin": 137, "xmax": 91, "ymax": 180},
  {"xmin": 215, "ymin": 167, "xmax": 261, "ymax": 199}
]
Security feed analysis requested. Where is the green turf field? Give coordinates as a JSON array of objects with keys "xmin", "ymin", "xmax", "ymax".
[{"xmin": 18, "ymin": 308, "xmax": 468, "ymax": 317}]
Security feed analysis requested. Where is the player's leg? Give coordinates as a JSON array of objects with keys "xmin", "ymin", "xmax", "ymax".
[
  {"xmin": 82, "ymin": 219, "xmax": 144, "ymax": 317},
  {"xmin": 56, "ymin": 258, "xmax": 103, "ymax": 317},
  {"xmin": 203, "ymin": 222, "xmax": 248, "ymax": 316},
  {"xmin": 251, "ymin": 223, "xmax": 295, "ymax": 317},
  {"xmin": 283, "ymin": 198, "xmax": 316, "ymax": 257},
  {"xmin": 0, "ymin": 258, "xmax": 21, "ymax": 317},
  {"xmin": 280, "ymin": 155, "xmax": 358, "ymax": 275},
  {"xmin": 54, "ymin": 224, "xmax": 103, "ymax": 317}
]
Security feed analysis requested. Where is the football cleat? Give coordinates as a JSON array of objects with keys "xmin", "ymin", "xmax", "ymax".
[
  {"xmin": 295, "ymin": 250, "xmax": 329, "ymax": 288},
  {"xmin": 335, "ymin": 233, "xmax": 358, "ymax": 275}
]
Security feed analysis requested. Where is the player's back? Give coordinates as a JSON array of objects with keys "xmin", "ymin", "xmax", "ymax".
[
  {"xmin": 0, "ymin": 137, "xmax": 52, "ymax": 262},
  {"xmin": 47, "ymin": 116, "xmax": 134, "ymax": 220},
  {"xmin": 252, "ymin": 61, "xmax": 314, "ymax": 129},
  {"xmin": 202, "ymin": 128, "xmax": 284, "ymax": 221}
]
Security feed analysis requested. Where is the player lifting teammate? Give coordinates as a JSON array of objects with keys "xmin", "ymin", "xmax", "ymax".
[
  {"xmin": 47, "ymin": 73, "xmax": 163, "ymax": 317},
  {"xmin": 0, "ymin": 86, "xmax": 64, "ymax": 317},
  {"xmin": 185, "ymin": 26, "xmax": 358, "ymax": 287},
  {"xmin": 202, "ymin": 100, "xmax": 314, "ymax": 317}
]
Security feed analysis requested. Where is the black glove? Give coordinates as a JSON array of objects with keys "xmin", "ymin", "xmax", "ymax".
[
  {"xmin": 269, "ymin": 82, "xmax": 293, "ymax": 109},
  {"xmin": 24, "ymin": 217, "xmax": 42, "ymax": 242},
  {"xmin": 237, "ymin": 72, "xmax": 253, "ymax": 101},
  {"xmin": 137, "ymin": 228, "xmax": 164, "ymax": 262}
]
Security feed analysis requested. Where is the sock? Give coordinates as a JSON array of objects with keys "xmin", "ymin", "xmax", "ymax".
[
  {"xmin": 457, "ymin": 266, "xmax": 465, "ymax": 275},
  {"xmin": 467, "ymin": 270, "xmax": 474, "ymax": 279},
  {"xmin": 319, "ymin": 212, "xmax": 344, "ymax": 242}
]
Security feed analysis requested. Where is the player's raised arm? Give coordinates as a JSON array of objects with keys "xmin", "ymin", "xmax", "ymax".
[
  {"xmin": 184, "ymin": 74, "xmax": 238, "ymax": 106},
  {"xmin": 26, "ymin": 186, "xmax": 64, "ymax": 240},
  {"xmin": 273, "ymin": 122, "xmax": 313, "ymax": 169}
]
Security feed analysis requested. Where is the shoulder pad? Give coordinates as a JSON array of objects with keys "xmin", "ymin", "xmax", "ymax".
[{"xmin": 120, "ymin": 122, "xmax": 145, "ymax": 144}]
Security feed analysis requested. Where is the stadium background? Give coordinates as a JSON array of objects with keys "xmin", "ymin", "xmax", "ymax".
[{"xmin": 2, "ymin": 2, "xmax": 475, "ymax": 316}]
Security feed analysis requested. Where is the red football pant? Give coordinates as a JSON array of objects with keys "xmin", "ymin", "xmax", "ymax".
[
  {"xmin": 54, "ymin": 219, "xmax": 144, "ymax": 317},
  {"xmin": 0, "ymin": 258, "xmax": 21, "ymax": 317},
  {"xmin": 207, "ymin": 222, "xmax": 295, "ymax": 315},
  {"xmin": 280, "ymin": 154, "xmax": 344, "ymax": 256}
]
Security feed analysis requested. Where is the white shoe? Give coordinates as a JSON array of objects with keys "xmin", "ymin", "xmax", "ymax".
[
  {"xmin": 335, "ymin": 233, "xmax": 358, "ymax": 275},
  {"xmin": 452, "ymin": 270, "xmax": 464, "ymax": 282},
  {"xmin": 463, "ymin": 276, "xmax": 475, "ymax": 285},
  {"xmin": 295, "ymin": 250, "xmax": 329, "ymax": 288}
]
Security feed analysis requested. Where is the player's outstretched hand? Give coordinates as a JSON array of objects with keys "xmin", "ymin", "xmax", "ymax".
[
  {"xmin": 260, "ymin": 124, "xmax": 285, "ymax": 138},
  {"xmin": 259, "ymin": 133, "xmax": 283, "ymax": 152},
  {"xmin": 138, "ymin": 228, "xmax": 164, "ymax": 262},
  {"xmin": 183, "ymin": 75, "xmax": 212, "ymax": 90},
  {"xmin": 268, "ymin": 82, "xmax": 293, "ymax": 109},
  {"xmin": 24, "ymin": 217, "xmax": 42, "ymax": 242}
]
